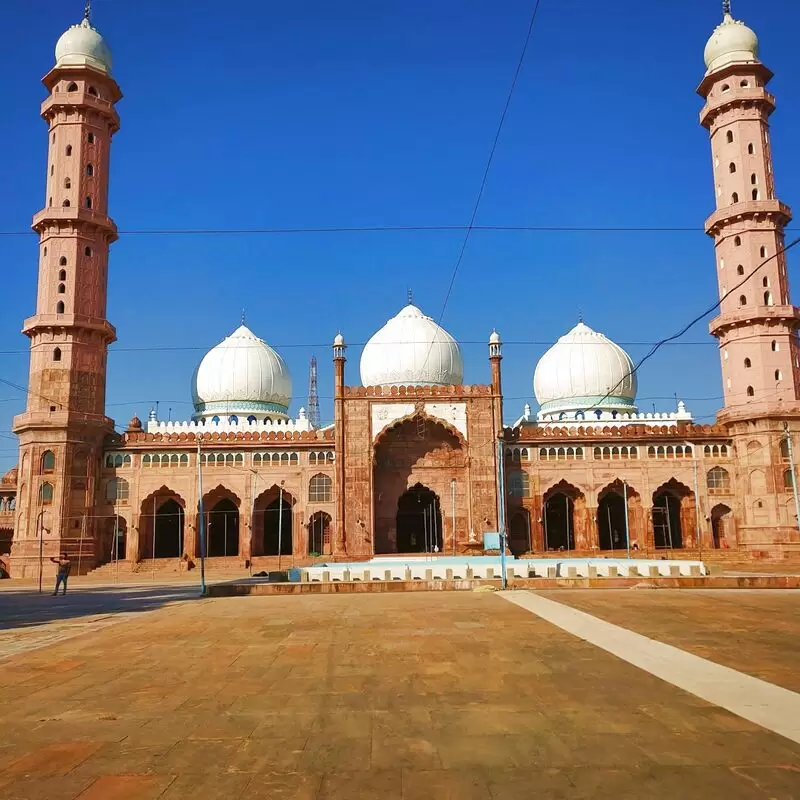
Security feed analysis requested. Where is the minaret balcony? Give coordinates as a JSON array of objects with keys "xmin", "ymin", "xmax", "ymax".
[
  {"xmin": 32, "ymin": 207, "xmax": 118, "ymax": 240},
  {"xmin": 704, "ymin": 199, "xmax": 792, "ymax": 236},
  {"xmin": 709, "ymin": 304, "xmax": 800, "ymax": 336},
  {"xmin": 22, "ymin": 313, "xmax": 116, "ymax": 343},
  {"xmin": 41, "ymin": 91, "xmax": 120, "ymax": 128},
  {"xmin": 699, "ymin": 86, "xmax": 776, "ymax": 127}
]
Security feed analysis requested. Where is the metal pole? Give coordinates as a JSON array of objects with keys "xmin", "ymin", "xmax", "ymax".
[
  {"xmin": 785, "ymin": 423, "xmax": 800, "ymax": 531},
  {"xmin": 277, "ymin": 483, "xmax": 284, "ymax": 570},
  {"xmin": 526, "ymin": 510, "xmax": 532, "ymax": 554},
  {"xmin": 224, "ymin": 511, "xmax": 228, "ymax": 558},
  {"xmin": 77, "ymin": 513, "xmax": 84, "ymax": 577},
  {"xmin": 543, "ymin": 505, "xmax": 549, "ymax": 552},
  {"xmin": 114, "ymin": 510, "xmax": 119, "ymax": 583},
  {"xmin": 37, "ymin": 510, "xmax": 44, "ymax": 594},
  {"xmin": 152, "ymin": 495, "xmax": 156, "ymax": 581},
  {"xmin": 423, "ymin": 503, "xmax": 428, "ymax": 553},
  {"xmin": 664, "ymin": 499, "xmax": 674, "ymax": 550},
  {"xmin": 565, "ymin": 493, "xmax": 571, "ymax": 552},
  {"xmin": 692, "ymin": 450, "xmax": 702, "ymax": 552},
  {"xmin": 451, "ymin": 479, "xmax": 456, "ymax": 556},
  {"xmin": 623, "ymin": 480, "xmax": 631, "ymax": 560},
  {"xmin": 497, "ymin": 438, "xmax": 507, "ymax": 589},
  {"xmin": 607, "ymin": 504, "xmax": 613, "ymax": 553},
  {"xmin": 197, "ymin": 438, "xmax": 207, "ymax": 594}
]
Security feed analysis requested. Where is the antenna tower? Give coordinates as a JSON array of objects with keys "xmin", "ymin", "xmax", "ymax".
[{"xmin": 308, "ymin": 356, "xmax": 320, "ymax": 428}]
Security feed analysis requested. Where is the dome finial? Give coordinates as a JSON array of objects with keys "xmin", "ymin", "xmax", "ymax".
[
  {"xmin": 723, "ymin": 0, "xmax": 732, "ymax": 17},
  {"xmin": 407, "ymin": 287, "xmax": 413, "ymax": 306},
  {"xmin": 241, "ymin": 308, "xmax": 246, "ymax": 326},
  {"xmin": 84, "ymin": 0, "xmax": 92, "ymax": 23}
]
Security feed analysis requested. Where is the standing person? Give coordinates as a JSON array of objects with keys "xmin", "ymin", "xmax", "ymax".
[{"xmin": 50, "ymin": 553, "xmax": 71, "ymax": 596}]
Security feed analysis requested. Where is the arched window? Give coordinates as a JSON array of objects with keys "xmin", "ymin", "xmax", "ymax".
[
  {"xmin": 775, "ymin": 369, "xmax": 782, "ymax": 381},
  {"xmin": 784, "ymin": 469, "xmax": 795, "ymax": 491},
  {"xmin": 88, "ymin": 86, "xmax": 98, "ymax": 96},
  {"xmin": 59, "ymin": 256, "xmax": 67, "ymax": 266},
  {"xmin": 508, "ymin": 471, "xmax": 530, "ymax": 498},
  {"xmin": 106, "ymin": 478, "xmax": 129, "ymax": 502},
  {"xmin": 85, "ymin": 246, "xmax": 92, "ymax": 257},
  {"xmin": 85, "ymin": 196, "xmax": 92, "ymax": 209},
  {"xmin": 739, "ymin": 295, "xmax": 747, "ymax": 306},
  {"xmin": 732, "ymin": 192, "xmax": 739, "ymax": 203},
  {"xmin": 744, "ymin": 358, "xmax": 751, "ymax": 368},
  {"xmin": 41, "ymin": 450, "xmax": 56, "ymax": 473},
  {"xmin": 228, "ymin": 415, "xmax": 238, "ymax": 424},
  {"xmin": 729, "ymin": 163, "xmax": 736, "ymax": 174},
  {"xmin": 707, "ymin": 466, "xmax": 731, "ymax": 493},
  {"xmin": 56, "ymin": 301, "xmax": 65, "ymax": 314},
  {"xmin": 746, "ymin": 386, "xmax": 754, "ymax": 397},
  {"xmin": 740, "ymin": 79, "xmax": 749, "ymax": 88},
  {"xmin": 66, "ymin": 145, "xmax": 72, "ymax": 156},
  {"xmin": 66, "ymin": 82, "xmax": 78, "ymax": 92},
  {"xmin": 50, "ymin": 165, "xmax": 54, "ymax": 176},
  {"xmin": 86, "ymin": 164, "xmax": 94, "ymax": 177},
  {"xmin": 64, "ymin": 178, "xmax": 71, "ymax": 189},
  {"xmin": 763, "ymin": 276, "xmax": 770, "ymax": 287},
  {"xmin": 751, "ymin": 173, "xmax": 758, "ymax": 185},
  {"xmin": 734, "ymin": 236, "xmax": 742, "ymax": 247},
  {"xmin": 748, "ymin": 143, "xmax": 754, "ymax": 154},
  {"xmin": 726, "ymin": 130, "xmax": 734, "ymax": 143},
  {"xmin": 211, "ymin": 415, "xmax": 220, "ymax": 424},
  {"xmin": 53, "ymin": 347, "xmax": 61, "ymax": 362},
  {"xmin": 309, "ymin": 473, "xmax": 333, "ymax": 502},
  {"xmin": 87, "ymin": 132, "xmax": 95, "ymax": 144},
  {"xmin": 39, "ymin": 483, "xmax": 54, "ymax": 505},
  {"xmin": 752, "ymin": 189, "xmax": 759, "ymax": 201},
  {"xmin": 246, "ymin": 415, "xmax": 257, "ymax": 424},
  {"xmin": 737, "ymin": 265, "xmax": 744, "ymax": 275},
  {"xmin": 721, "ymin": 83, "xmax": 730, "ymax": 92},
  {"xmin": 781, "ymin": 439, "xmax": 791, "ymax": 462},
  {"xmin": 760, "ymin": 246, "xmax": 767, "ymax": 258},
  {"xmin": 62, "ymin": 199, "xmax": 70, "ymax": 207},
  {"xmin": 58, "ymin": 283, "xmax": 65, "ymax": 294},
  {"xmin": 772, "ymin": 340, "xmax": 779, "ymax": 352},
  {"xmin": 58, "ymin": 269, "xmax": 66, "ymax": 280},
  {"xmin": 764, "ymin": 291, "xmax": 773, "ymax": 305}
]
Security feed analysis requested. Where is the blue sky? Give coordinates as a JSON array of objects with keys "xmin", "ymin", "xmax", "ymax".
[{"xmin": 1, "ymin": 0, "xmax": 799, "ymax": 473}]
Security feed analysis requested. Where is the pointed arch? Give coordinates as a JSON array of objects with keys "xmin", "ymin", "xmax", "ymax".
[
  {"xmin": 652, "ymin": 479, "xmax": 693, "ymax": 549},
  {"xmin": 253, "ymin": 485, "xmax": 296, "ymax": 556},
  {"xmin": 139, "ymin": 487, "xmax": 186, "ymax": 560},
  {"xmin": 203, "ymin": 487, "xmax": 240, "ymax": 557},
  {"xmin": 373, "ymin": 411, "xmax": 466, "ymax": 449}
]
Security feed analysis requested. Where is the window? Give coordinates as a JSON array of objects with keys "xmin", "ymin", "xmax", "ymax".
[
  {"xmin": 760, "ymin": 246, "xmax": 767, "ymax": 258},
  {"xmin": 727, "ymin": 131, "xmax": 734, "ymax": 144},
  {"xmin": 56, "ymin": 301, "xmax": 65, "ymax": 314},
  {"xmin": 66, "ymin": 145, "xmax": 72, "ymax": 156},
  {"xmin": 707, "ymin": 467, "xmax": 731, "ymax": 494},
  {"xmin": 105, "ymin": 478, "xmax": 129, "ymax": 503},
  {"xmin": 87, "ymin": 132, "xmax": 95, "ymax": 144},
  {"xmin": 58, "ymin": 283, "xmax": 65, "ymax": 294},
  {"xmin": 246, "ymin": 415, "xmax": 257, "ymax": 424},
  {"xmin": 744, "ymin": 358, "xmax": 751, "ymax": 368},
  {"xmin": 722, "ymin": 83, "xmax": 730, "ymax": 92},
  {"xmin": 765, "ymin": 291, "xmax": 773, "ymax": 305},
  {"xmin": 64, "ymin": 178, "xmax": 71, "ymax": 189},
  {"xmin": 86, "ymin": 164, "xmax": 94, "ymax": 177},
  {"xmin": 211, "ymin": 415, "xmax": 220, "ymax": 424},
  {"xmin": 740, "ymin": 79, "xmax": 749, "ymax": 88},
  {"xmin": 763, "ymin": 277, "xmax": 770, "ymax": 287},
  {"xmin": 62, "ymin": 199, "xmax": 70, "ymax": 207},
  {"xmin": 772, "ymin": 340, "xmax": 779, "ymax": 352},
  {"xmin": 53, "ymin": 346, "xmax": 62, "ymax": 363},
  {"xmin": 85, "ymin": 196, "xmax": 92, "ymax": 209},
  {"xmin": 309, "ymin": 473, "xmax": 333, "ymax": 502},
  {"xmin": 784, "ymin": 469, "xmax": 795, "ymax": 491},
  {"xmin": 39, "ymin": 483, "xmax": 54, "ymax": 505},
  {"xmin": 41, "ymin": 450, "xmax": 56, "ymax": 473},
  {"xmin": 734, "ymin": 236, "xmax": 742, "ymax": 247},
  {"xmin": 59, "ymin": 256, "xmax": 67, "ymax": 266},
  {"xmin": 729, "ymin": 163, "xmax": 736, "ymax": 174},
  {"xmin": 781, "ymin": 439, "xmax": 791, "ymax": 462},
  {"xmin": 752, "ymin": 189, "xmax": 759, "ymax": 201},
  {"xmin": 67, "ymin": 82, "xmax": 78, "ymax": 92},
  {"xmin": 776, "ymin": 370, "xmax": 783, "ymax": 381},
  {"xmin": 88, "ymin": 86, "xmax": 98, "ymax": 96},
  {"xmin": 228, "ymin": 415, "xmax": 238, "ymax": 424},
  {"xmin": 737, "ymin": 265, "xmax": 744, "ymax": 275},
  {"xmin": 58, "ymin": 269, "xmax": 66, "ymax": 280},
  {"xmin": 732, "ymin": 192, "xmax": 739, "ymax": 203},
  {"xmin": 508, "ymin": 471, "xmax": 531, "ymax": 497},
  {"xmin": 739, "ymin": 295, "xmax": 747, "ymax": 306},
  {"xmin": 751, "ymin": 174, "xmax": 758, "ymax": 185},
  {"xmin": 85, "ymin": 246, "xmax": 92, "ymax": 257},
  {"xmin": 748, "ymin": 143, "xmax": 755, "ymax": 154},
  {"xmin": 746, "ymin": 386, "xmax": 754, "ymax": 397}
]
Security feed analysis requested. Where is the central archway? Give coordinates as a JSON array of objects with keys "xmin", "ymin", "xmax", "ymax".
[
  {"xmin": 598, "ymin": 491, "xmax": 628, "ymax": 551},
  {"xmin": 154, "ymin": 499, "xmax": 184, "ymax": 558},
  {"xmin": 396, "ymin": 484, "xmax": 442, "ymax": 553},
  {"xmin": 207, "ymin": 498, "xmax": 239, "ymax": 557},
  {"xmin": 544, "ymin": 493, "xmax": 574, "ymax": 550}
]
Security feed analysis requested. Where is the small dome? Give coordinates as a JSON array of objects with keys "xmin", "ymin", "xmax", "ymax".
[
  {"xmin": 55, "ymin": 17, "xmax": 112, "ymax": 73},
  {"xmin": 333, "ymin": 332, "xmax": 345, "ymax": 347},
  {"xmin": 704, "ymin": 13, "xmax": 758, "ymax": 72},
  {"xmin": 360, "ymin": 303, "xmax": 463, "ymax": 387},
  {"xmin": 489, "ymin": 330, "xmax": 502, "ymax": 345},
  {"xmin": 192, "ymin": 324, "xmax": 292, "ymax": 421},
  {"xmin": 533, "ymin": 321, "xmax": 637, "ymax": 418},
  {"xmin": 127, "ymin": 416, "xmax": 142, "ymax": 432}
]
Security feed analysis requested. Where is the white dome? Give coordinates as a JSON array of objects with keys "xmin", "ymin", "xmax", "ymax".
[
  {"xmin": 192, "ymin": 324, "xmax": 292, "ymax": 421},
  {"xmin": 533, "ymin": 322, "xmax": 637, "ymax": 418},
  {"xmin": 360, "ymin": 303, "xmax": 464, "ymax": 387},
  {"xmin": 704, "ymin": 13, "xmax": 758, "ymax": 72},
  {"xmin": 55, "ymin": 18, "xmax": 112, "ymax": 74}
]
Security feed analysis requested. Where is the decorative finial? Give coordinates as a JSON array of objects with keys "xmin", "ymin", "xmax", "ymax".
[
  {"xmin": 84, "ymin": 0, "xmax": 92, "ymax": 23},
  {"xmin": 723, "ymin": 0, "xmax": 731, "ymax": 16},
  {"xmin": 241, "ymin": 308, "xmax": 246, "ymax": 325},
  {"xmin": 407, "ymin": 288, "xmax": 413, "ymax": 305}
]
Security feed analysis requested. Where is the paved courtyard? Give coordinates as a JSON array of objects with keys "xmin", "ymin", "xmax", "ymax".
[{"xmin": 0, "ymin": 588, "xmax": 799, "ymax": 798}]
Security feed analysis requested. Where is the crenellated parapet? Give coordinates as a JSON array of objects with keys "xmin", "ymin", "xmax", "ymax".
[{"xmin": 346, "ymin": 384, "xmax": 492, "ymax": 398}]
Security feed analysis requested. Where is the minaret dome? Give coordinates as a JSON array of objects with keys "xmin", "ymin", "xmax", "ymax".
[
  {"xmin": 55, "ymin": 16, "xmax": 113, "ymax": 73},
  {"xmin": 704, "ymin": 8, "xmax": 758, "ymax": 73}
]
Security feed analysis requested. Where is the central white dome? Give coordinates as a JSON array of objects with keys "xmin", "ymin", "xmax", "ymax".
[
  {"xmin": 533, "ymin": 322, "xmax": 637, "ymax": 418},
  {"xmin": 55, "ymin": 17, "xmax": 113, "ymax": 73},
  {"xmin": 192, "ymin": 324, "xmax": 292, "ymax": 422},
  {"xmin": 360, "ymin": 303, "xmax": 464, "ymax": 387}
]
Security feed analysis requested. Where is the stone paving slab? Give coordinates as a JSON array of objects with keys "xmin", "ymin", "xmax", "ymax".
[
  {"xmin": 541, "ymin": 589, "xmax": 800, "ymax": 693},
  {"xmin": 0, "ymin": 593, "xmax": 799, "ymax": 798}
]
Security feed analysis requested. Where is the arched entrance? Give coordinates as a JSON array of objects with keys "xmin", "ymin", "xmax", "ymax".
[
  {"xmin": 154, "ymin": 499, "xmax": 184, "ymax": 558},
  {"xmin": 100, "ymin": 516, "xmax": 127, "ymax": 564},
  {"xmin": 598, "ymin": 489, "xmax": 628, "ymax": 551},
  {"xmin": 653, "ymin": 491, "xmax": 682, "ymax": 549},
  {"xmin": 508, "ymin": 510, "xmax": 530, "ymax": 555},
  {"xmin": 711, "ymin": 503, "xmax": 732, "ymax": 549},
  {"xmin": 396, "ymin": 484, "xmax": 442, "ymax": 553},
  {"xmin": 544, "ymin": 494, "xmax": 574, "ymax": 550},
  {"xmin": 308, "ymin": 511, "xmax": 331, "ymax": 555},
  {"xmin": 207, "ymin": 498, "xmax": 239, "ymax": 557},
  {"xmin": 264, "ymin": 495, "xmax": 293, "ymax": 556}
]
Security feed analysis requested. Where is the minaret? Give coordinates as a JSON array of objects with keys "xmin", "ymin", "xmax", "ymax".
[
  {"xmin": 11, "ymin": 5, "xmax": 121, "ymax": 575},
  {"xmin": 699, "ymin": 3, "xmax": 800, "ymax": 416},
  {"xmin": 332, "ymin": 333, "xmax": 347, "ymax": 554}
]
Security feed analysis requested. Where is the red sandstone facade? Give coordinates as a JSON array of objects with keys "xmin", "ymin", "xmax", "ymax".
[{"xmin": 3, "ymin": 7, "xmax": 800, "ymax": 580}]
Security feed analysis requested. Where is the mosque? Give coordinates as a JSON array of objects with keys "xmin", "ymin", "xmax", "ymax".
[{"xmin": 3, "ymin": 3, "xmax": 800, "ymax": 578}]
